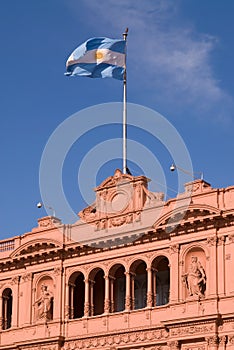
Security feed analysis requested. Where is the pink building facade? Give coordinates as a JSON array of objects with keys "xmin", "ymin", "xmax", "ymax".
[{"xmin": 0, "ymin": 169, "xmax": 234, "ymax": 350}]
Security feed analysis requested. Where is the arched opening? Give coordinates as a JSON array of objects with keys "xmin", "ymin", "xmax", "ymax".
[
  {"xmin": 2, "ymin": 288, "xmax": 12, "ymax": 330},
  {"xmin": 110, "ymin": 264, "xmax": 126, "ymax": 312},
  {"xmin": 130, "ymin": 260, "xmax": 147, "ymax": 310},
  {"xmin": 69, "ymin": 272, "xmax": 85, "ymax": 319},
  {"xmin": 92, "ymin": 269, "xmax": 105, "ymax": 316},
  {"xmin": 152, "ymin": 256, "xmax": 170, "ymax": 306}
]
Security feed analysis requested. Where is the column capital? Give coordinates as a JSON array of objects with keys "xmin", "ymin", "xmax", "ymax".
[
  {"xmin": 206, "ymin": 335, "xmax": 219, "ymax": 346},
  {"xmin": 167, "ymin": 340, "xmax": 179, "ymax": 349}
]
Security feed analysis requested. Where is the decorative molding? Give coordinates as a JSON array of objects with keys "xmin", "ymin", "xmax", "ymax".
[
  {"xmin": 61, "ymin": 328, "xmax": 169, "ymax": 349},
  {"xmin": 219, "ymin": 335, "xmax": 227, "ymax": 345},
  {"xmin": 228, "ymin": 234, "xmax": 234, "ymax": 243},
  {"xmin": 228, "ymin": 335, "xmax": 234, "ymax": 344},
  {"xmin": 22, "ymin": 272, "xmax": 33, "ymax": 282},
  {"xmin": 53, "ymin": 267, "xmax": 61, "ymax": 276},
  {"xmin": 167, "ymin": 340, "xmax": 179, "ymax": 349},
  {"xmin": 206, "ymin": 335, "xmax": 219, "ymax": 345},
  {"xmin": 11, "ymin": 275, "xmax": 20, "ymax": 285},
  {"xmin": 206, "ymin": 236, "xmax": 217, "ymax": 246},
  {"xmin": 170, "ymin": 323, "xmax": 214, "ymax": 336},
  {"xmin": 217, "ymin": 235, "xmax": 226, "ymax": 245},
  {"xmin": 169, "ymin": 244, "xmax": 179, "ymax": 254}
]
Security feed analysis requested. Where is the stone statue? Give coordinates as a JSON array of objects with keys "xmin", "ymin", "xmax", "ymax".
[
  {"xmin": 183, "ymin": 256, "xmax": 206, "ymax": 298},
  {"xmin": 34, "ymin": 284, "xmax": 53, "ymax": 321}
]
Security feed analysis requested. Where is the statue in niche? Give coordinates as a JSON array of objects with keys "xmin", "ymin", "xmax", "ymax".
[
  {"xmin": 34, "ymin": 284, "xmax": 53, "ymax": 321},
  {"xmin": 183, "ymin": 256, "xmax": 206, "ymax": 298}
]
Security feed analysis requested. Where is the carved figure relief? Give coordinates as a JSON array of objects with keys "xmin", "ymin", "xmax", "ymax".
[
  {"xmin": 34, "ymin": 284, "xmax": 53, "ymax": 321},
  {"xmin": 183, "ymin": 256, "xmax": 206, "ymax": 298}
]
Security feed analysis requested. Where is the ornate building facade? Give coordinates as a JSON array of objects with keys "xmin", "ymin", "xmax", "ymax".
[{"xmin": 0, "ymin": 169, "xmax": 234, "ymax": 350}]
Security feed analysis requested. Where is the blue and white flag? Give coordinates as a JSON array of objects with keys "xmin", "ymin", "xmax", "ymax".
[{"xmin": 65, "ymin": 37, "xmax": 126, "ymax": 80}]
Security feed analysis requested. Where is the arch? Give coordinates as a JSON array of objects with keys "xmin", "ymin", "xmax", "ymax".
[
  {"xmin": 68, "ymin": 271, "xmax": 85, "ymax": 319},
  {"xmin": 153, "ymin": 204, "xmax": 221, "ymax": 230},
  {"xmin": 89, "ymin": 268, "xmax": 105, "ymax": 316},
  {"xmin": 152, "ymin": 256, "xmax": 170, "ymax": 306},
  {"xmin": 109, "ymin": 263, "xmax": 126, "ymax": 313},
  {"xmin": 10, "ymin": 238, "xmax": 62, "ymax": 258},
  {"xmin": 66, "ymin": 267, "xmax": 87, "ymax": 284},
  {"xmin": 2, "ymin": 288, "xmax": 12, "ymax": 330},
  {"xmin": 130, "ymin": 259, "xmax": 147, "ymax": 310}
]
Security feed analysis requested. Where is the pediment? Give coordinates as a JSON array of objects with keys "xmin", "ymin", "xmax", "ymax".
[
  {"xmin": 10, "ymin": 238, "xmax": 62, "ymax": 258},
  {"xmin": 78, "ymin": 169, "xmax": 164, "ymax": 230},
  {"xmin": 153, "ymin": 204, "xmax": 221, "ymax": 230},
  {"xmin": 95, "ymin": 169, "xmax": 134, "ymax": 191}
]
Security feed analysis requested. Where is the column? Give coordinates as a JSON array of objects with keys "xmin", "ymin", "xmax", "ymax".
[
  {"xmin": 109, "ymin": 276, "xmax": 115, "ymax": 313},
  {"xmin": 65, "ymin": 283, "xmax": 70, "ymax": 320},
  {"xmin": 146, "ymin": 267, "xmax": 153, "ymax": 308},
  {"xmin": 104, "ymin": 275, "xmax": 110, "ymax": 313},
  {"xmin": 0, "ymin": 296, "xmax": 2, "ymax": 329},
  {"xmin": 124, "ymin": 271, "xmax": 131, "ymax": 311},
  {"xmin": 152, "ymin": 268, "xmax": 157, "ymax": 306},
  {"xmin": 84, "ymin": 278, "xmax": 90, "ymax": 317},
  {"xmin": 169, "ymin": 244, "xmax": 180, "ymax": 302},
  {"xmin": 90, "ymin": 280, "xmax": 95, "ymax": 316},
  {"xmin": 2, "ymin": 296, "xmax": 7, "ymax": 329},
  {"xmin": 69, "ymin": 283, "xmax": 75, "ymax": 319},
  {"xmin": 131, "ymin": 273, "xmax": 135, "ymax": 310}
]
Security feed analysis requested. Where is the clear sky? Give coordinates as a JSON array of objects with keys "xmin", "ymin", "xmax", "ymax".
[{"xmin": 1, "ymin": 0, "xmax": 234, "ymax": 239}]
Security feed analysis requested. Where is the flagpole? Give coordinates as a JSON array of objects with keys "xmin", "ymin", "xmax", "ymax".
[{"xmin": 122, "ymin": 28, "xmax": 128, "ymax": 174}]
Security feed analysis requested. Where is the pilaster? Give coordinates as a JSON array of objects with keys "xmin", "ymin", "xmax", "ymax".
[
  {"xmin": 169, "ymin": 244, "xmax": 180, "ymax": 302},
  {"xmin": 53, "ymin": 266, "xmax": 63, "ymax": 321},
  {"xmin": 207, "ymin": 236, "xmax": 218, "ymax": 297},
  {"xmin": 217, "ymin": 236, "xmax": 226, "ymax": 296},
  {"xmin": 20, "ymin": 272, "xmax": 33, "ymax": 326},
  {"xmin": 225, "ymin": 234, "xmax": 234, "ymax": 294},
  {"xmin": 11, "ymin": 275, "xmax": 20, "ymax": 328}
]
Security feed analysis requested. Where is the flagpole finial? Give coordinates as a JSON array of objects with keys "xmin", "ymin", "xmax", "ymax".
[{"xmin": 123, "ymin": 28, "xmax": 128, "ymax": 40}]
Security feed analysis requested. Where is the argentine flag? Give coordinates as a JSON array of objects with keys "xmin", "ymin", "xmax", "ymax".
[{"xmin": 65, "ymin": 37, "xmax": 126, "ymax": 80}]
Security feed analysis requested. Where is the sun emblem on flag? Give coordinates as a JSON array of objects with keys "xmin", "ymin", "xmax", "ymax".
[{"xmin": 95, "ymin": 50, "xmax": 104, "ymax": 61}]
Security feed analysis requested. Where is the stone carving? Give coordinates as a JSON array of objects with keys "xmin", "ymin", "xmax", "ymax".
[
  {"xmin": 183, "ymin": 256, "xmax": 206, "ymax": 298},
  {"xmin": 22, "ymin": 272, "xmax": 33, "ymax": 282},
  {"xmin": 34, "ymin": 284, "xmax": 53, "ymax": 321},
  {"xmin": 206, "ymin": 335, "xmax": 219, "ymax": 345},
  {"xmin": 11, "ymin": 275, "xmax": 20, "ymax": 285},
  {"xmin": 170, "ymin": 324, "xmax": 214, "ymax": 337},
  {"xmin": 169, "ymin": 244, "xmax": 179, "ymax": 254},
  {"xmin": 206, "ymin": 236, "xmax": 217, "ymax": 246}
]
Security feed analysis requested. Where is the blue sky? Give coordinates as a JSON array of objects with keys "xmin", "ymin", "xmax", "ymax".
[{"xmin": 1, "ymin": 0, "xmax": 234, "ymax": 239}]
